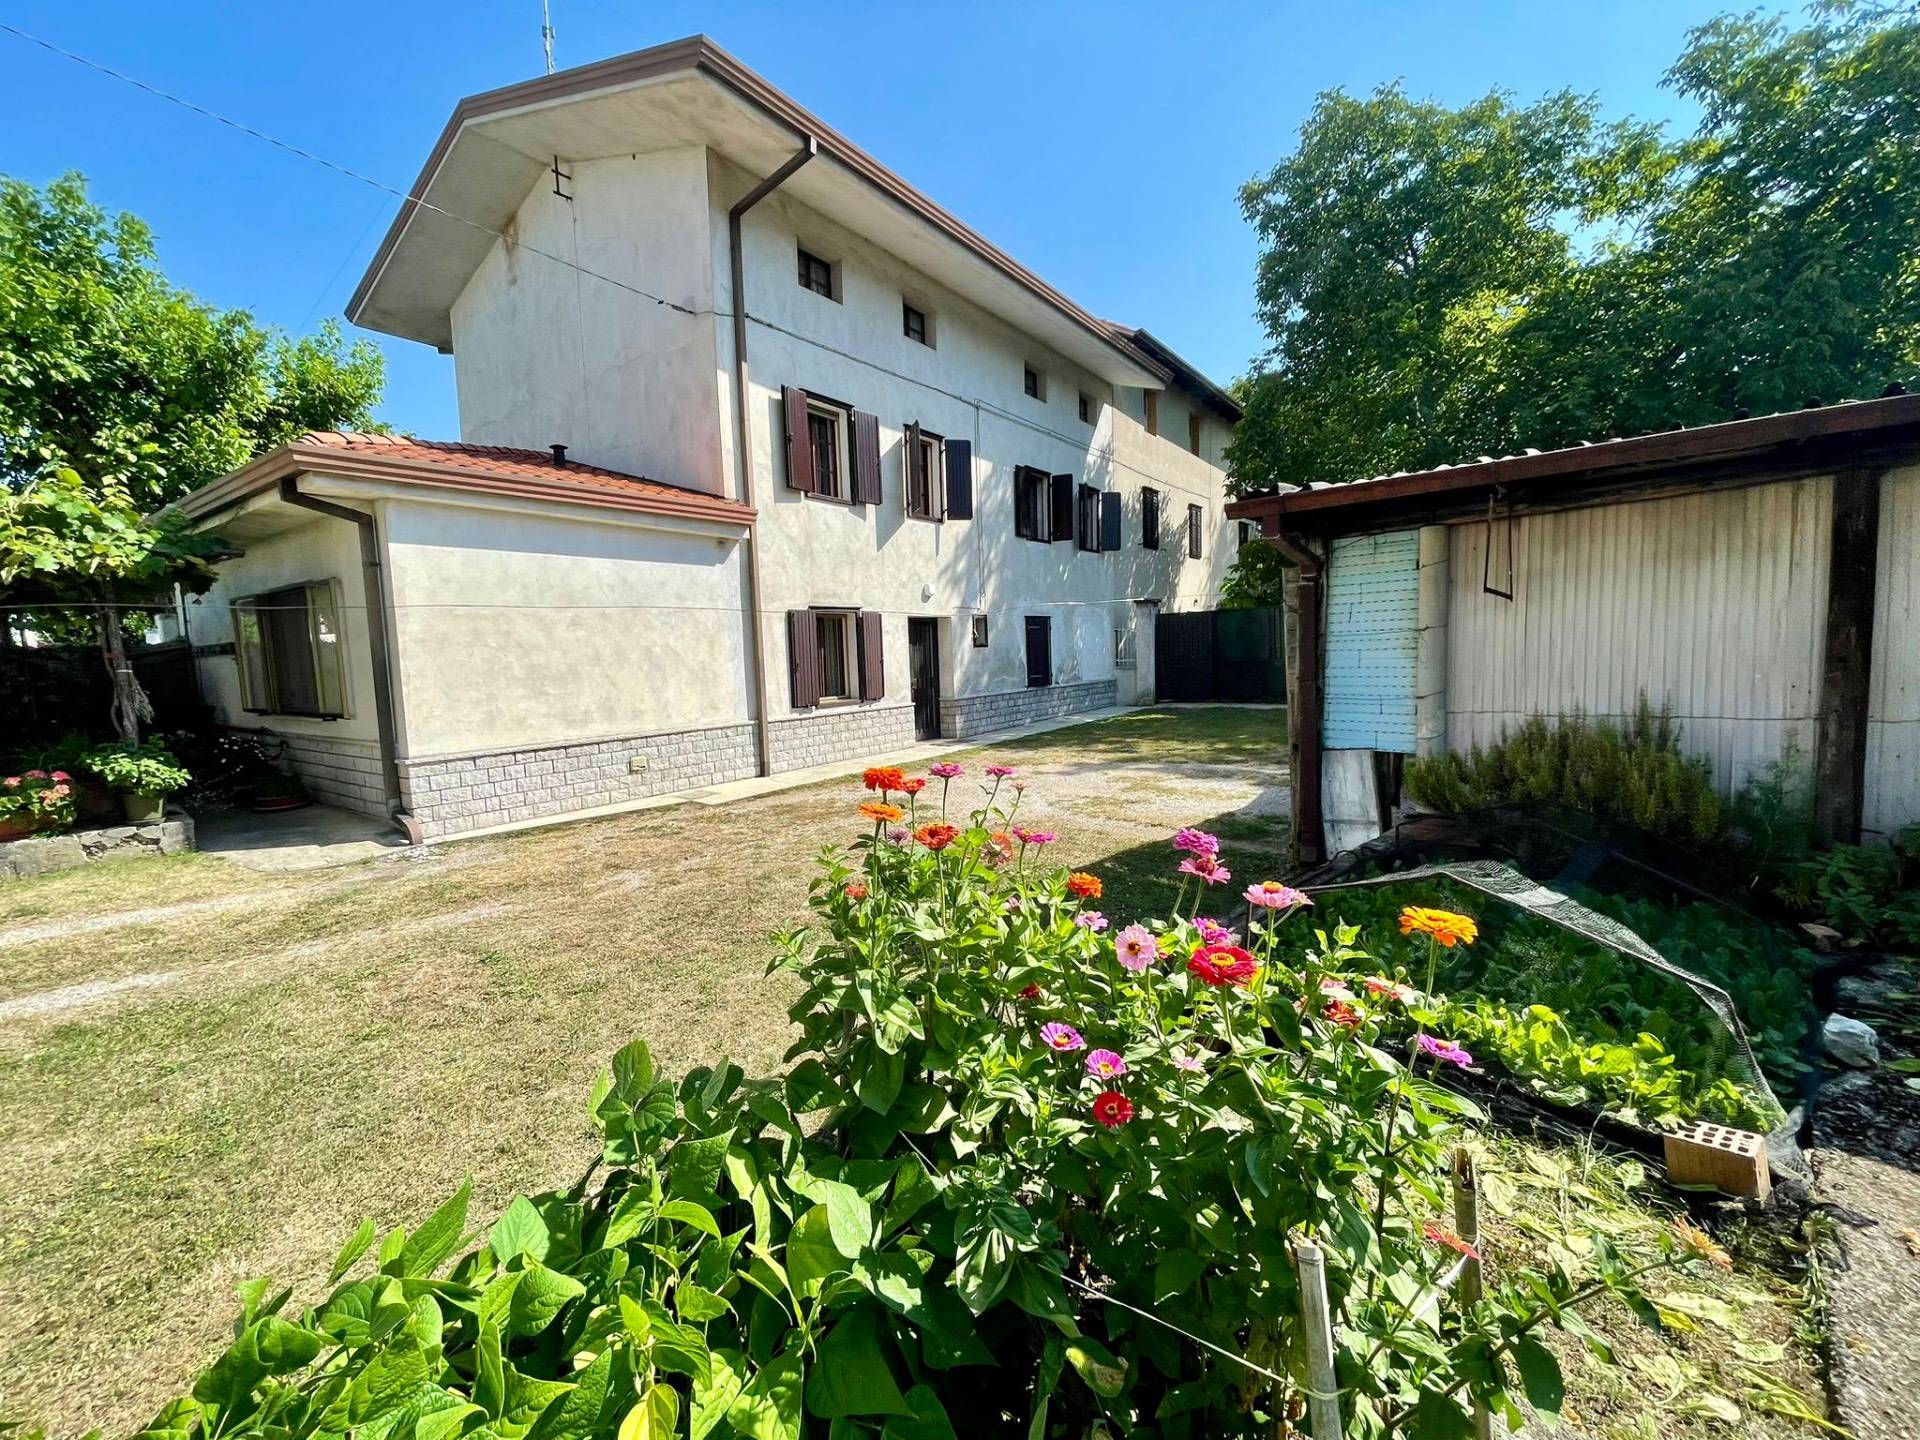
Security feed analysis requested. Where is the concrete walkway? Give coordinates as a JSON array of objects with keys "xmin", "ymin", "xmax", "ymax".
[{"xmin": 195, "ymin": 803, "xmax": 408, "ymax": 872}]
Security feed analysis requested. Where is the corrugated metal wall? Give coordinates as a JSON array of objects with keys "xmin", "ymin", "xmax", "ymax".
[
  {"xmin": 1324, "ymin": 530, "xmax": 1419, "ymax": 752},
  {"xmin": 1447, "ymin": 479, "xmax": 1832, "ymax": 794},
  {"xmin": 1865, "ymin": 464, "xmax": 1920, "ymax": 840}
]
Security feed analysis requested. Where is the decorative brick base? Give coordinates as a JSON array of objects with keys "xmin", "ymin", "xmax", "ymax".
[
  {"xmin": 398, "ymin": 723, "xmax": 759, "ymax": 839},
  {"xmin": 940, "ymin": 679, "xmax": 1117, "ymax": 738},
  {"xmin": 277, "ymin": 732, "xmax": 389, "ymax": 819},
  {"xmin": 768, "ymin": 703, "xmax": 917, "ymax": 773}
]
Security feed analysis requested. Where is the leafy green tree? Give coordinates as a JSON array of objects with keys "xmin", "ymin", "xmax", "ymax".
[
  {"xmin": 1230, "ymin": 1, "xmax": 1920, "ymax": 495},
  {"xmin": 1218, "ymin": 534, "xmax": 1292, "ymax": 608},
  {"xmin": 0, "ymin": 173, "xmax": 385, "ymax": 740}
]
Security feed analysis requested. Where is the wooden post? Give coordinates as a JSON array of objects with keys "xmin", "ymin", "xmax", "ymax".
[
  {"xmin": 1814, "ymin": 467, "xmax": 1883, "ymax": 843},
  {"xmin": 1295, "ymin": 1240, "xmax": 1343, "ymax": 1440},
  {"xmin": 1451, "ymin": 1150, "xmax": 1493, "ymax": 1440}
]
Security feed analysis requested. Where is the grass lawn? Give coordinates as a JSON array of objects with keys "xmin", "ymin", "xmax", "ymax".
[{"xmin": 0, "ymin": 704, "xmax": 1827, "ymax": 1437}]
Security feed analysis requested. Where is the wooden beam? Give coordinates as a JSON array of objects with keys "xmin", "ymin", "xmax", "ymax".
[{"xmin": 1814, "ymin": 468, "xmax": 1884, "ymax": 844}]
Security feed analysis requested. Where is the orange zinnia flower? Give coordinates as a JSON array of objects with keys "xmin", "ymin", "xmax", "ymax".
[
  {"xmin": 915, "ymin": 822, "xmax": 960, "ymax": 851},
  {"xmin": 1066, "ymin": 872, "xmax": 1103, "ymax": 900},
  {"xmin": 862, "ymin": 766, "xmax": 907, "ymax": 794},
  {"xmin": 859, "ymin": 801, "xmax": 904, "ymax": 824},
  {"xmin": 899, "ymin": 777, "xmax": 927, "ymax": 795},
  {"xmin": 1398, "ymin": 905, "xmax": 1478, "ymax": 947}
]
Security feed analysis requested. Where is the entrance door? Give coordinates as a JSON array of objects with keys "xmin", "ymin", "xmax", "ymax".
[{"xmin": 908, "ymin": 618, "xmax": 941, "ymax": 740}]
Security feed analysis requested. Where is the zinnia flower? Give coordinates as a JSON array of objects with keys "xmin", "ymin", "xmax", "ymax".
[
  {"xmin": 1399, "ymin": 906, "xmax": 1479, "ymax": 948},
  {"xmin": 1091, "ymin": 1090, "xmax": 1134, "ymax": 1129},
  {"xmin": 1187, "ymin": 944, "xmax": 1257, "ymax": 988},
  {"xmin": 1074, "ymin": 911, "xmax": 1109, "ymax": 932},
  {"xmin": 984, "ymin": 832, "xmax": 1014, "ymax": 866},
  {"xmin": 1319, "ymin": 977, "xmax": 1356, "ymax": 1002},
  {"xmin": 1323, "ymin": 1000, "xmax": 1363, "ymax": 1028},
  {"xmin": 885, "ymin": 826, "xmax": 910, "ymax": 845},
  {"xmin": 1040, "ymin": 1022, "xmax": 1086, "ymax": 1052},
  {"xmin": 928, "ymin": 762, "xmax": 965, "ymax": 779},
  {"xmin": 1018, "ymin": 983, "xmax": 1041, "ymax": 1000},
  {"xmin": 1085, "ymin": 1048, "xmax": 1127, "ymax": 1079},
  {"xmin": 899, "ymin": 777, "xmax": 927, "ymax": 795},
  {"xmin": 1171, "ymin": 1053, "xmax": 1207, "ymax": 1075},
  {"xmin": 1415, "ymin": 1034, "xmax": 1474, "ymax": 1067},
  {"xmin": 1364, "ymin": 976, "xmax": 1419, "ymax": 1003},
  {"xmin": 1114, "ymin": 924, "xmax": 1156, "ymax": 972},
  {"xmin": 1178, "ymin": 854, "xmax": 1231, "ymax": 885},
  {"xmin": 1066, "ymin": 872, "xmax": 1102, "ymax": 900},
  {"xmin": 1244, "ymin": 881, "xmax": 1311, "ymax": 910},
  {"xmin": 859, "ymin": 801, "xmax": 904, "ymax": 824},
  {"xmin": 915, "ymin": 822, "xmax": 960, "ymax": 851},
  {"xmin": 843, "ymin": 882, "xmax": 868, "ymax": 900},
  {"xmin": 985, "ymin": 764, "xmax": 1016, "ymax": 778},
  {"xmin": 1421, "ymin": 1223, "xmax": 1482, "ymax": 1262},
  {"xmin": 1195, "ymin": 917, "xmax": 1236, "ymax": 946},
  {"xmin": 1014, "ymin": 827, "xmax": 1056, "ymax": 846},
  {"xmin": 1672, "ymin": 1217, "xmax": 1732, "ymax": 1270},
  {"xmin": 862, "ymin": 766, "xmax": 907, "ymax": 793},
  {"xmin": 1172, "ymin": 827, "xmax": 1220, "ymax": 857}
]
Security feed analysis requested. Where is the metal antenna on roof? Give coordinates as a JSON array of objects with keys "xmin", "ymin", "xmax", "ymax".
[{"xmin": 541, "ymin": 0, "xmax": 555, "ymax": 73}]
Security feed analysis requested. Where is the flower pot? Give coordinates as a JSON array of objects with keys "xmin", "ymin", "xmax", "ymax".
[
  {"xmin": 75, "ymin": 781, "xmax": 117, "ymax": 819},
  {"xmin": 250, "ymin": 791, "xmax": 310, "ymax": 813},
  {"xmin": 0, "ymin": 814, "xmax": 35, "ymax": 842},
  {"xmin": 122, "ymin": 790, "xmax": 168, "ymax": 823}
]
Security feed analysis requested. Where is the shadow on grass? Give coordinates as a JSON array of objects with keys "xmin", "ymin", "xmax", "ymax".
[
  {"xmin": 975, "ymin": 704, "xmax": 1290, "ymax": 771},
  {"xmin": 1063, "ymin": 786, "xmax": 1296, "ymax": 925}
]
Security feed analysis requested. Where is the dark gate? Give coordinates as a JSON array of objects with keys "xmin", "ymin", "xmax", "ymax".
[{"xmin": 1155, "ymin": 607, "xmax": 1286, "ymax": 703}]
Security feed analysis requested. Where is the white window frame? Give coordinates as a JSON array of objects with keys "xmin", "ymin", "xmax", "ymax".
[
  {"xmin": 814, "ymin": 609, "xmax": 857, "ymax": 703},
  {"xmin": 231, "ymin": 579, "xmax": 349, "ymax": 719},
  {"xmin": 806, "ymin": 399, "xmax": 852, "ymax": 502}
]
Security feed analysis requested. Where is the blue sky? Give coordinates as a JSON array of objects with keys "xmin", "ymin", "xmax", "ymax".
[{"xmin": 1, "ymin": 1, "xmax": 1738, "ymax": 440}]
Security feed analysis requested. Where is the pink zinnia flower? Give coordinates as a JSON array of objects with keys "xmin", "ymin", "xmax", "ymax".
[
  {"xmin": 1171, "ymin": 1052, "xmax": 1207, "ymax": 1075},
  {"xmin": 1195, "ymin": 916, "xmax": 1236, "ymax": 946},
  {"xmin": 928, "ymin": 762, "xmax": 965, "ymax": 779},
  {"xmin": 1114, "ymin": 924, "xmax": 1156, "ymax": 972},
  {"xmin": 1172, "ymin": 827, "xmax": 1219, "ymax": 857},
  {"xmin": 1416, "ymin": 1034, "xmax": 1474, "ymax": 1067},
  {"xmin": 1040, "ymin": 1022, "xmax": 1086, "ymax": 1052},
  {"xmin": 1244, "ymin": 881, "xmax": 1310, "ymax": 910},
  {"xmin": 986, "ymin": 764, "xmax": 1016, "ymax": 778},
  {"xmin": 1085, "ymin": 1048, "xmax": 1126, "ymax": 1079},
  {"xmin": 1074, "ymin": 911, "xmax": 1109, "ymax": 932},
  {"xmin": 885, "ymin": 826, "xmax": 910, "ymax": 845},
  {"xmin": 1319, "ymin": 978, "xmax": 1357, "ymax": 1002},
  {"xmin": 1179, "ymin": 854, "xmax": 1231, "ymax": 885},
  {"xmin": 1364, "ymin": 976, "xmax": 1418, "ymax": 1003},
  {"xmin": 1422, "ymin": 1223, "xmax": 1482, "ymax": 1262},
  {"xmin": 1013, "ymin": 827, "xmax": 1056, "ymax": 846}
]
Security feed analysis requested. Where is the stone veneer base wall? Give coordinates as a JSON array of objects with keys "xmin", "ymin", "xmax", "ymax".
[
  {"xmin": 399, "ymin": 724, "xmax": 760, "ymax": 840},
  {"xmin": 277, "ymin": 732, "xmax": 389, "ymax": 820},
  {"xmin": 767, "ymin": 703, "xmax": 917, "ymax": 774},
  {"xmin": 940, "ymin": 679, "xmax": 1118, "ymax": 739},
  {"xmin": 1, "ymin": 811, "xmax": 194, "ymax": 879}
]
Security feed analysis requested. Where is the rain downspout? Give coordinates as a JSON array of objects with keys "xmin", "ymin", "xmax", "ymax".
[
  {"xmin": 728, "ymin": 137, "xmax": 817, "ymax": 777},
  {"xmin": 277, "ymin": 477, "xmax": 420, "ymax": 843}
]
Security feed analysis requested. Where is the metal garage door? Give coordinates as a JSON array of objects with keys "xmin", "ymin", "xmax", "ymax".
[{"xmin": 1323, "ymin": 530, "xmax": 1418, "ymax": 752}]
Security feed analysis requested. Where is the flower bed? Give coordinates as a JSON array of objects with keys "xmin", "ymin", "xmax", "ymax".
[{"xmin": 148, "ymin": 767, "xmax": 1735, "ymax": 1440}]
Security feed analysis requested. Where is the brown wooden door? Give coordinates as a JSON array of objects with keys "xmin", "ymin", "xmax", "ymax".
[{"xmin": 908, "ymin": 618, "xmax": 940, "ymax": 740}]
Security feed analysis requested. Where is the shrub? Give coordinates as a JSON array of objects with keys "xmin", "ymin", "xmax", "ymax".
[
  {"xmin": 1405, "ymin": 697, "xmax": 1723, "ymax": 845},
  {"xmin": 1775, "ymin": 824, "xmax": 1920, "ymax": 949},
  {"xmin": 147, "ymin": 771, "xmax": 1723, "ymax": 1440},
  {"xmin": 81, "ymin": 738, "xmax": 191, "ymax": 795}
]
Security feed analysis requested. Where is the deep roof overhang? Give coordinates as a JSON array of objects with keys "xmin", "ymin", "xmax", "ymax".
[
  {"xmin": 1225, "ymin": 394, "xmax": 1920, "ymax": 538},
  {"xmin": 347, "ymin": 35, "xmax": 1169, "ymax": 390}
]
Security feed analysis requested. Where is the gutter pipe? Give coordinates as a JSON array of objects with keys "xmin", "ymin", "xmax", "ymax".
[
  {"xmin": 728, "ymin": 137, "xmax": 817, "ymax": 778},
  {"xmin": 276, "ymin": 477, "xmax": 421, "ymax": 844},
  {"xmin": 1266, "ymin": 527, "xmax": 1326, "ymax": 866}
]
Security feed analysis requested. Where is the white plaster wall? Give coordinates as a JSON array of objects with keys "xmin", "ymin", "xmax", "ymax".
[
  {"xmin": 185, "ymin": 507, "xmax": 381, "ymax": 745},
  {"xmin": 704, "ymin": 152, "xmax": 1235, "ymax": 722},
  {"xmin": 450, "ymin": 147, "xmax": 725, "ymax": 494},
  {"xmin": 381, "ymin": 496, "xmax": 753, "ymax": 758}
]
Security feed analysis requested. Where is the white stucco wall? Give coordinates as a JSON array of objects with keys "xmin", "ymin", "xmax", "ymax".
[
  {"xmin": 380, "ymin": 495, "xmax": 753, "ymax": 759},
  {"xmin": 450, "ymin": 147, "xmax": 726, "ymax": 494}
]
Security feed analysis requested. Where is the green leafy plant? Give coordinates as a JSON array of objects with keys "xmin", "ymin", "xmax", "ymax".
[
  {"xmin": 1405, "ymin": 697, "xmax": 1724, "ymax": 845},
  {"xmin": 0, "ymin": 769, "xmax": 76, "ymax": 833},
  {"xmin": 81, "ymin": 738, "xmax": 191, "ymax": 796},
  {"xmin": 1774, "ymin": 825, "xmax": 1920, "ymax": 950}
]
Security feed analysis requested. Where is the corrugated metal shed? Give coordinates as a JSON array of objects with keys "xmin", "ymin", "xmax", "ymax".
[
  {"xmin": 1447, "ymin": 480, "xmax": 1832, "ymax": 794},
  {"xmin": 1866, "ymin": 464, "xmax": 1920, "ymax": 840},
  {"xmin": 1324, "ymin": 530, "xmax": 1419, "ymax": 752}
]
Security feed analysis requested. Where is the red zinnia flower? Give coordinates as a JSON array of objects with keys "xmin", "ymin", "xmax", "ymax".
[
  {"xmin": 1092, "ymin": 1090, "xmax": 1134, "ymax": 1129},
  {"xmin": 1323, "ymin": 1000, "xmax": 1362, "ymax": 1028},
  {"xmin": 899, "ymin": 777, "xmax": 927, "ymax": 795},
  {"xmin": 1187, "ymin": 944, "xmax": 1257, "ymax": 988},
  {"xmin": 862, "ymin": 766, "xmax": 907, "ymax": 794},
  {"xmin": 1066, "ymin": 872, "xmax": 1103, "ymax": 900},
  {"xmin": 843, "ymin": 882, "xmax": 868, "ymax": 900},
  {"xmin": 1421, "ymin": 1223, "xmax": 1482, "ymax": 1262},
  {"xmin": 1018, "ymin": 983, "xmax": 1041, "ymax": 999},
  {"xmin": 914, "ymin": 822, "xmax": 960, "ymax": 851}
]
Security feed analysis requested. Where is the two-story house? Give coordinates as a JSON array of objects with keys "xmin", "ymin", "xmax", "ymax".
[{"xmin": 172, "ymin": 36, "xmax": 1243, "ymax": 841}]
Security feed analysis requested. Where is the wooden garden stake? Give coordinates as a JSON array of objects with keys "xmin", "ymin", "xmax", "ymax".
[
  {"xmin": 1451, "ymin": 1149, "xmax": 1493, "ymax": 1440},
  {"xmin": 1294, "ymin": 1239, "xmax": 1344, "ymax": 1440}
]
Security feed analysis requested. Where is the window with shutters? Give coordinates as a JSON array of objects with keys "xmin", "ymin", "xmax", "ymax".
[
  {"xmin": 1014, "ymin": 466, "xmax": 1049, "ymax": 542},
  {"xmin": 1024, "ymin": 615, "xmax": 1052, "ymax": 689},
  {"xmin": 1023, "ymin": 364, "xmax": 1046, "ymax": 401},
  {"xmin": 1187, "ymin": 504, "xmax": 1204, "ymax": 558},
  {"xmin": 1076, "ymin": 484, "xmax": 1101, "ymax": 553},
  {"xmin": 797, "ymin": 396, "xmax": 858, "ymax": 502},
  {"xmin": 1142, "ymin": 487, "xmax": 1160, "ymax": 549},
  {"xmin": 816, "ymin": 611, "xmax": 854, "ymax": 700},
  {"xmin": 797, "ymin": 247, "xmax": 837, "ymax": 300},
  {"xmin": 902, "ymin": 302, "xmax": 933, "ymax": 347},
  {"xmin": 905, "ymin": 424, "xmax": 944, "ymax": 521},
  {"xmin": 232, "ymin": 581, "xmax": 348, "ymax": 718}
]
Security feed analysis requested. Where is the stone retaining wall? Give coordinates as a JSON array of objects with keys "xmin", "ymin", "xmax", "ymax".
[
  {"xmin": 940, "ymin": 679, "xmax": 1117, "ymax": 739},
  {"xmin": 0, "ymin": 811, "xmax": 195, "ymax": 879}
]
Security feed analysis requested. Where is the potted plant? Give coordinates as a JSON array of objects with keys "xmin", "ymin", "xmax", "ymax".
[
  {"xmin": 31, "ymin": 736, "xmax": 117, "ymax": 818},
  {"xmin": 82, "ymin": 741, "xmax": 192, "ymax": 823},
  {"xmin": 249, "ymin": 769, "xmax": 310, "ymax": 813},
  {"xmin": 0, "ymin": 771, "xmax": 76, "ymax": 840}
]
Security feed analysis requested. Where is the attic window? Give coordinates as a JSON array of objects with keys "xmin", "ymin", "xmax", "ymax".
[
  {"xmin": 798, "ymin": 247, "xmax": 837, "ymax": 300},
  {"xmin": 1023, "ymin": 365, "xmax": 1046, "ymax": 402},
  {"xmin": 903, "ymin": 302, "xmax": 933, "ymax": 347}
]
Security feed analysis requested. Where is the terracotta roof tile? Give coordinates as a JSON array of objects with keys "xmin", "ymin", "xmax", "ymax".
[{"xmin": 293, "ymin": 431, "xmax": 727, "ymax": 505}]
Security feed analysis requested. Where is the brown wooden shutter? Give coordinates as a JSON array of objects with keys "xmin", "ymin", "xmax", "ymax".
[
  {"xmin": 857, "ymin": 611, "xmax": 885, "ymax": 701},
  {"xmin": 788, "ymin": 610, "xmax": 821, "ymax": 708},
  {"xmin": 1024, "ymin": 615, "xmax": 1051, "ymax": 688},
  {"xmin": 782, "ymin": 386, "xmax": 814, "ymax": 493},
  {"xmin": 944, "ymin": 438, "xmax": 973, "ymax": 519},
  {"xmin": 903, "ymin": 421, "xmax": 924, "ymax": 517},
  {"xmin": 852, "ymin": 410, "xmax": 882, "ymax": 505},
  {"xmin": 1188, "ymin": 504, "xmax": 1204, "ymax": 558},
  {"xmin": 1050, "ymin": 475, "xmax": 1075, "ymax": 542},
  {"xmin": 1100, "ymin": 491, "xmax": 1122, "ymax": 552},
  {"xmin": 1142, "ymin": 488, "xmax": 1160, "ymax": 549}
]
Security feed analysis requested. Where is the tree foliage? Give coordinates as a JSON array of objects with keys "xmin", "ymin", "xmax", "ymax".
[{"xmin": 1229, "ymin": 1, "xmax": 1920, "ymax": 493}]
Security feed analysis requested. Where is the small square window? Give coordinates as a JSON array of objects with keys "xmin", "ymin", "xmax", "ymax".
[
  {"xmin": 798, "ymin": 247, "xmax": 836, "ymax": 299},
  {"xmin": 903, "ymin": 302, "xmax": 931, "ymax": 346},
  {"xmin": 1079, "ymin": 392, "xmax": 1094, "ymax": 425},
  {"xmin": 970, "ymin": 614, "xmax": 989, "ymax": 648},
  {"xmin": 1023, "ymin": 364, "xmax": 1045, "ymax": 401}
]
